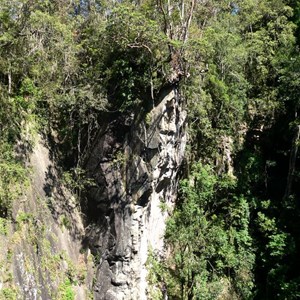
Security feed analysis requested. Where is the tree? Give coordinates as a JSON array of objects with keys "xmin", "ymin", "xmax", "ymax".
[{"xmin": 156, "ymin": 163, "xmax": 254, "ymax": 299}]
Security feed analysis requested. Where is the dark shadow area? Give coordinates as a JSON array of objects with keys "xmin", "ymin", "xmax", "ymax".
[
  {"xmin": 235, "ymin": 110, "xmax": 300, "ymax": 300},
  {"xmin": 15, "ymin": 138, "xmax": 34, "ymax": 162}
]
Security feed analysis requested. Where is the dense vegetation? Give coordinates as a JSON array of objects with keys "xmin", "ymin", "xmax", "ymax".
[{"xmin": 1, "ymin": 0, "xmax": 300, "ymax": 299}]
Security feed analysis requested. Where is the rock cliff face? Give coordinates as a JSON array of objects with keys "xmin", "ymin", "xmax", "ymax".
[
  {"xmin": 0, "ymin": 137, "xmax": 93, "ymax": 300},
  {"xmin": 85, "ymin": 86, "xmax": 187, "ymax": 299}
]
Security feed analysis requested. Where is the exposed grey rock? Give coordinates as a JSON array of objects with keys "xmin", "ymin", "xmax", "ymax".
[
  {"xmin": 85, "ymin": 86, "xmax": 187, "ymax": 299},
  {"xmin": 0, "ymin": 136, "xmax": 93, "ymax": 300}
]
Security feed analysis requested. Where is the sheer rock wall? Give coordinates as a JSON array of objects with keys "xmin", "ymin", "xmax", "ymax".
[
  {"xmin": 85, "ymin": 86, "xmax": 187, "ymax": 299},
  {"xmin": 0, "ymin": 137, "xmax": 93, "ymax": 300}
]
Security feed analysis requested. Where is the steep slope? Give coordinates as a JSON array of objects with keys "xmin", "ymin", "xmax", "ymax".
[
  {"xmin": 0, "ymin": 136, "xmax": 93, "ymax": 300},
  {"xmin": 85, "ymin": 86, "xmax": 187, "ymax": 299}
]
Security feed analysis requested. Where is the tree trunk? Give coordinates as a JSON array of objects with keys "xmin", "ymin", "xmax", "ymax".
[{"xmin": 284, "ymin": 124, "xmax": 300, "ymax": 201}]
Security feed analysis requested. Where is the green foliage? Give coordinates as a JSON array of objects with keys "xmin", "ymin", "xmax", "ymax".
[
  {"xmin": 57, "ymin": 279, "xmax": 75, "ymax": 300},
  {"xmin": 60, "ymin": 215, "xmax": 72, "ymax": 230},
  {"xmin": 0, "ymin": 146, "xmax": 27, "ymax": 217},
  {"xmin": 0, "ymin": 217, "xmax": 8, "ymax": 235},
  {"xmin": 62, "ymin": 167, "xmax": 95, "ymax": 199},
  {"xmin": 146, "ymin": 249, "xmax": 165, "ymax": 300},
  {"xmin": 159, "ymin": 201, "xmax": 169, "ymax": 213},
  {"xmin": 0, "ymin": 287, "xmax": 18, "ymax": 300},
  {"xmin": 83, "ymin": 2, "xmax": 168, "ymax": 112},
  {"xmin": 181, "ymin": 4, "xmax": 300, "ymax": 296},
  {"xmin": 154, "ymin": 163, "xmax": 254, "ymax": 299},
  {"xmin": 16, "ymin": 212, "xmax": 34, "ymax": 224}
]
